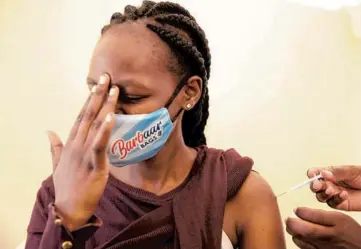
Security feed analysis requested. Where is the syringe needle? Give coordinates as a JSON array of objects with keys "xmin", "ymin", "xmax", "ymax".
[
  {"xmin": 276, "ymin": 191, "xmax": 287, "ymax": 198},
  {"xmin": 277, "ymin": 174, "xmax": 323, "ymax": 198}
]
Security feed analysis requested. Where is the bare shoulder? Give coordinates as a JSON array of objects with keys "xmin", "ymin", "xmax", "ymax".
[
  {"xmin": 231, "ymin": 171, "xmax": 276, "ymax": 208},
  {"xmin": 227, "ymin": 171, "xmax": 286, "ymax": 249}
]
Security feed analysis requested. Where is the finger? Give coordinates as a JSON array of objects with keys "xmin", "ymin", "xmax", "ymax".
[
  {"xmin": 294, "ymin": 207, "xmax": 335, "ymax": 226},
  {"xmin": 321, "ymin": 166, "xmax": 356, "ymax": 183},
  {"xmin": 286, "ymin": 217, "xmax": 331, "ymax": 239},
  {"xmin": 321, "ymin": 169, "xmax": 337, "ymax": 182},
  {"xmin": 85, "ymin": 85, "xmax": 119, "ymax": 149},
  {"xmin": 327, "ymin": 191, "xmax": 349, "ymax": 210},
  {"xmin": 292, "ymin": 237, "xmax": 317, "ymax": 249},
  {"xmin": 91, "ymin": 112, "xmax": 115, "ymax": 171},
  {"xmin": 47, "ymin": 131, "xmax": 64, "ymax": 171},
  {"xmin": 67, "ymin": 94, "xmax": 91, "ymax": 143},
  {"xmin": 307, "ymin": 168, "xmax": 322, "ymax": 178},
  {"xmin": 310, "ymin": 179, "xmax": 326, "ymax": 193},
  {"xmin": 75, "ymin": 74, "xmax": 110, "ymax": 143},
  {"xmin": 315, "ymin": 181, "xmax": 342, "ymax": 203}
]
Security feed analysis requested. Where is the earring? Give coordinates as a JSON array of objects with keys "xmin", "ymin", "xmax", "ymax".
[{"xmin": 186, "ymin": 103, "xmax": 192, "ymax": 109}]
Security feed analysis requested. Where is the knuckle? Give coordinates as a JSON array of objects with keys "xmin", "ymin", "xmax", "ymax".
[
  {"xmin": 76, "ymin": 112, "xmax": 84, "ymax": 123},
  {"xmin": 320, "ymin": 229, "xmax": 334, "ymax": 240},
  {"xmin": 69, "ymin": 144, "xmax": 83, "ymax": 157},
  {"xmin": 304, "ymin": 227, "xmax": 317, "ymax": 238},
  {"xmin": 350, "ymin": 165, "xmax": 358, "ymax": 174},
  {"xmin": 92, "ymin": 144, "xmax": 105, "ymax": 154},
  {"xmin": 91, "ymin": 119, "xmax": 103, "ymax": 131},
  {"xmin": 320, "ymin": 181, "xmax": 327, "ymax": 190},
  {"xmin": 87, "ymin": 161, "xmax": 95, "ymax": 171},
  {"xmin": 53, "ymin": 143, "xmax": 63, "ymax": 149},
  {"xmin": 83, "ymin": 109, "xmax": 97, "ymax": 121}
]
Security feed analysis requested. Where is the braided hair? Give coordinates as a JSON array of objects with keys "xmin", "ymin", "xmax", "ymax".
[{"xmin": 101, "ymin": 1, "xmax": 211, "ymax": 147}]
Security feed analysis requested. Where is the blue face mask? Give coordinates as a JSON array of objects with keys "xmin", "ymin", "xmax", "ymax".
[{"xmin": 107, "ymin": 78, "xmax": 187, "ymax": 167}]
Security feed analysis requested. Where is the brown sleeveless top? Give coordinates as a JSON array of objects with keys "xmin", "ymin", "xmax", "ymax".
[{"xmin": 26, "ymin": 146, "xmax": 253, "ymax": 249}]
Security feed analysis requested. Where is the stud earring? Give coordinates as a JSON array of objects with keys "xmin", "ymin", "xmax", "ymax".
[{"xmin": 186, "ymin": 103, "xmax": 192, "ymax": 109}]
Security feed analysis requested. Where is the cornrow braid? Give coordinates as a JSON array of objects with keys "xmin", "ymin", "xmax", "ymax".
[
  {"xmin": 146, "ymin": 24, "xmax": 207, "ymax": 82},
  {"xmin": 154, "ymin": 14, "xmax": 211, "ymax": 78},
  {"xmin": 124, "ymin": 5, "xmax": 139, "ymax": 20},
  {"xmin": 137, "ymin": 1, "xmax": 156, "ymax": 16},
  {"xmin": 102, "ymin": 1, "xmax": 211, "ymax": 147},
  {"xmin": 145, "ymin": 2, "xmax": 194, "ymax": 20}
]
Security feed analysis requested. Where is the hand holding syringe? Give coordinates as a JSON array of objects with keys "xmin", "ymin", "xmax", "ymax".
[{"xmin": 277, "ymin": 174, "xmax": 323, "ymax": 198}]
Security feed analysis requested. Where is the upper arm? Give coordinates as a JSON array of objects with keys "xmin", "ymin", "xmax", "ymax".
[{"xmin": 230, "ymin": 171, "xmax": 286, "ymax": 249}]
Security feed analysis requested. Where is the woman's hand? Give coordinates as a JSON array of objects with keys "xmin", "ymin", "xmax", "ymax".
[
  {"xmin": 308, "ymin": 166, "xmax": 361, "ymax": 211},
  {"xmin": 48, "ymin": 74, "xmax": 119, "ymax": 231}
]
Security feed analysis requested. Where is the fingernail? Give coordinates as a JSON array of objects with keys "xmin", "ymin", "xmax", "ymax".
[
  {"xmin": 340, "ymin": 191, "xmax": 348, "ymax": 199},
  {"xmin": 99, "ymin": 75, "xmax": 107, "ymax": 85},
  {"xmin": 109, "ymin": 87, "xmax": 115, "ymax": 96},
  {"xmin": 91, "ymin": 85, "xmax": 97, "ymax": 93},
  {"xmin": 313, "ymin": 180, "xmax": 321, "ymax": 190},
  {"xmin": 293, "ymin": 207, "xmax": 298, "ymax": 213},
  {"xmin": 307, "ymin": 168, "xmax": 317, "ymax": 177},
  {"xmin": 325, "ymin": 188, "xmax": 332, "ymax": 195},
  {"xmin": 105, "ymin": 113, "xmax": 112, "ymax": 123}
]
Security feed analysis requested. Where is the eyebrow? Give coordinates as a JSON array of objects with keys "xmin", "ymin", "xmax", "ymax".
[{"xmin": 86, "ymin": 77, "xmax": 149, "ymax": 90}]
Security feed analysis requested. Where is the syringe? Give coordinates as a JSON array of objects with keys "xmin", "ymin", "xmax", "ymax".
[{"xmin": 277, "ymin": 174, "xmax": 323, "ymax": 198}]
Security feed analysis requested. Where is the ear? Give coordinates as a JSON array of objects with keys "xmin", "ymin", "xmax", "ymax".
[{"xmin": 182, "ymin": 75, "xmax": 202, "ymax": 110}]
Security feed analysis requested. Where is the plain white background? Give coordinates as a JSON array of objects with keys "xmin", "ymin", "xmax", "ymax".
[{"xmin": 1, "ymin": 0, "xmax": 361, "ymax": 248}]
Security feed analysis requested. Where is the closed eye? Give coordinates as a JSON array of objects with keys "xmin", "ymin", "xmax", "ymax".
[{"xmin": 119, "ymin": 94, "xmax": 146, "ymax": 104}]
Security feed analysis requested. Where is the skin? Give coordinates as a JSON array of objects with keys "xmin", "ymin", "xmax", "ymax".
[
  {"xmin": 48, "ymin": 20, "xmax": 285, "ymax": 248},
  {"xmin": 286, "ymin": 166, "xmax": 361, "ymax": 249}
]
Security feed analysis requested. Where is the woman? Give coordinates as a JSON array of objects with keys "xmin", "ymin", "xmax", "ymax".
[{"xmin": 25, "ymin": 1, "xmax": 285, "ymax": 249}]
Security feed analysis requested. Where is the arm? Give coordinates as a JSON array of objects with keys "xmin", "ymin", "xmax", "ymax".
[
  {"xmin": 25, "ymin": 180, "xmax": 101, "ymax": 249},
  {"xmin": 230, "ymin": 171, "xmax": 286, "ymax": 249},
  {"xmin": 26, "ymin": 74, "xmax": 118, "ymax": 249}
]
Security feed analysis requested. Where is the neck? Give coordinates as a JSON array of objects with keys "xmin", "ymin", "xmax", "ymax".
[{"xmin": 110, "ymin": 124, "xmax": 198, "ymax": 195}]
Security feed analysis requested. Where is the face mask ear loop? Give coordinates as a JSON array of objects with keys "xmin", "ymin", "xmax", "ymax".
[
  {"xmin": 171, "ymin": 109, "xmax": 184, "ymax": 122},
  {"xmin": 164, "ymin": 76, "xmax": 190, "ymax": 122},
  {"xmin": 164, "ymin": 76, "xmax": 189, "ymax": 109}
]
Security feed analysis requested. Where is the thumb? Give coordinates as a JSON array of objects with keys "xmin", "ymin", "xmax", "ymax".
[
  {"xmin": 47, "ymin": 131, "xmax": 63, "ymax": 171},
  {"xmin": 321, "ymin": 166, "xmax": 356, "ymax": 183}
]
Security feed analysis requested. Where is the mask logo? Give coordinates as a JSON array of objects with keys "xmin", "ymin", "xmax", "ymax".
[{"xmin": 111, "ymin": 121, "xmax": 163, "ymax": 159}]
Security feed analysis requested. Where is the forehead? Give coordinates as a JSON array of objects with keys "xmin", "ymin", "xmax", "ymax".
[{"xmin": 88, "ymin": 21, "xmax": 177, "ymax": 90}]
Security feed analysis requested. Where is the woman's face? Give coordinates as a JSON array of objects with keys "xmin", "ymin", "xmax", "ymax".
[{"xmin": 87, "ymin": 21, "xmax": 186, "ymax": 119}]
